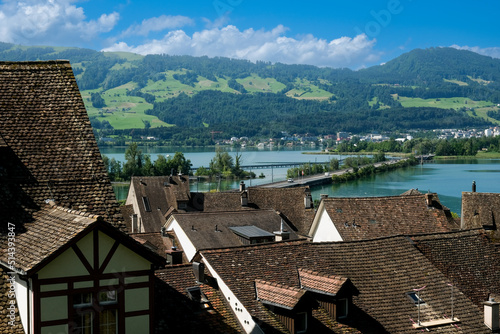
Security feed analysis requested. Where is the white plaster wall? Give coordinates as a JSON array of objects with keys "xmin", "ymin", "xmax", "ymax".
[
  {"xmin": 311, "ymin": 210, "xmax": 343, "ymax": 242},
  {"xmin": 14, "ymin": 274, "xmax": 29, "ymax": 333},
  {"xmin": 202, "ymin": 256, "xmax": 264, "ymax": 334},
  {"xmin": 166, "ymin": 219, "xmax": 197, "ymax": 262}
]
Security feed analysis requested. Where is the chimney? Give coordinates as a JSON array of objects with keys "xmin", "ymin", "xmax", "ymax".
[
  {"xmin": 131, "ymin": 214, "xmax": 138, "ymax": 233},
  {"xmin": 484, "ymin": 298, "xmax": 500, "ymax": 330},
  {"xmin": 274, "ymin": 218, "xmax": 290, "ymax": 241},
  {"xmin": 472, "ymin": 180, "xmax": 476, "ymax": 192},
  {"xmin": 193, "ymin": 262, "xmax": 205, "ymax": 283},
  {"xmin": 166, "ymin": 247, "xmax": 184, "ymax": 265},
  {"xmin": 241, "ymin": 190, "xmax": 248, "ymax": 207},
  {"xmin": 240, "ymin": 181, "xmax": 246, "ymax": 192},
  {"xmin": 425, "ymin": 193, "xmax": 433, "ymax": 207},
  {"xmin": 304, "ymin": 188, "xmax": 312, "ymax": 209},
  {"xmin": 161, "ymin": 226, "xmax": 167, "ymax": 237}
]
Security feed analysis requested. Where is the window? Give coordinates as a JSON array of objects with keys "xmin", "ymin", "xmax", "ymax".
[
  {"xmin": 295, "ymin": 312, "xmax": 308, "ymax": 333},
  {"xmin": 99, "ymin": 309, "xmax": 117, "ymax": 334},
  {"xmin": 73, "ymin": 293, "xmax": 93, "ymax": 334},
  {"xmin": 337, "ymin": 298, "xmax": 348, "ymax": 318},
  {"xmin": 142, "ymin": 196, "xmax": 151, "ymax": 212},
  {"xmin": 72, "ymin": 291, "xmax": 118, "ymax": 334},
  {"xmin": 406, "ymin": 292, "xmax": 425, "ymax": 305}
]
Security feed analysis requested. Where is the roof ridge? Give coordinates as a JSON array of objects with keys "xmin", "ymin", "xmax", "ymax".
[
  {"xmin": 0, "ymin": 60, "xmax": 70, "ymax": 65},
  {"xmin": 47, "ymin": 202, "xmax": 100, "ymax": 220}
]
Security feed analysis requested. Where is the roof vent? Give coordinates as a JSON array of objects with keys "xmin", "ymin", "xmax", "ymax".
[
  {"xmin": 472, "ymin": 180, "xmax": 476, "ymax": 192},
  {"xmin": 193, "ymin": 262, "xmax": 205, "ymax": 283}
]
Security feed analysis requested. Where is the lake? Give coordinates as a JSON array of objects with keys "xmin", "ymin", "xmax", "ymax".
[{"xmin": 102, "ymin": 146, "xmax": 500, "ymax": 215}]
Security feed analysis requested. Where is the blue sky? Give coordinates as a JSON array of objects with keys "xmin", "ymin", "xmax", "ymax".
[{"xmin": 1, "ymin": 0, "xmax": 499, "ymax": 68}]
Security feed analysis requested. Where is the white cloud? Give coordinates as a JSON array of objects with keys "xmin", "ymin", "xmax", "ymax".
[
  {"xmin": 121, "ymin": 15, "xmax": 194, "ymax": 37},
  {"xmin": 103, "ymin": 25, "xmax": 378, "ymax": 68},
  {"xmin": 451, "ymin": 45, "xmax": 500, "ymax": 59},
  {"xmin": 0, "ymin": 0, "xmax": 118, "ymax": 45}
]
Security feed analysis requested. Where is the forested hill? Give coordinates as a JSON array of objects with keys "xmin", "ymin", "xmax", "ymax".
[{"xmin": 0, "ymin": 43, "xmax": 499, "ymax": 143}]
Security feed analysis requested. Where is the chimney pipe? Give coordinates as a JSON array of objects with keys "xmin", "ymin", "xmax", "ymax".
[
  {"xmin": 304, "ymin": 188, "xmax": 312, "ymax": 208},
  {"xmin": 131, "ymin": 214, "xmax": 138, "ymax": 233},
  {"xmin": 484, "ymin": 298, "xmax": 500, "ymax": 330},
  {"xmin": 472, "ymin": 180, "xmax": 476, "ymax": 192},
  {"xmin": 240, "ymin": 181, "xmax": 246, "ymax": 192},
  {"xmin": 425, "ymin": 193, "xmax": 433, "ymax": 207},
  {"xmin": 241, "ymin": 190, "xmax": 248, "ymax": 207}
]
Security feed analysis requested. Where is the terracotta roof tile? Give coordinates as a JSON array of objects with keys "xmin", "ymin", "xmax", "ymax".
[
  {"xmin": 155, "ymin": 265, "xmax": 243, "ymax": 333},
  {"xmin": 298, "ymin": 268, "xmax": 348, "ymax": 296},
  {"xmin": 255, "ymin": 279, "xmax": 306, "ymax": 310}
]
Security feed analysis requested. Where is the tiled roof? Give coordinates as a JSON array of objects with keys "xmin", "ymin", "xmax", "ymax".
[
  {"xmin": 298, "ymin": 268, "xmax": 348, "ymax": 296},
  {"xmin": 315, "ymin": 194, "xmax": 457, "ymax": 241},
  {"xmin": 0, "ymin": 61, "xmax": 124, "ymax": 230},
  {"xmin": 200, "ymin": 186, "xmax": 315, "ymax": 235},
  {"xmin": 128, "ymin": 175, "xmax": 191, "ymax": 232},
  {"xmin": 155, "ymin": 265, "xmax": 243, "ymax": 333},
  {"xmin": 461, "ymin": 192, "xmax": 500, "ymax": 239},
  {"xmin": 168, "ymin": 210, "xmax": 300, "ymax": 252},
  {"xmin": 201, "ymin": 237, "xmax": 490, "ymax": 333},
  {"xmin": 0, "ymin": 203, "xmax": 164, "ymax": 275},
  {"xmin": 0, "ymin": 204, "xmax": 96, "ymax": 273},
  {"xmin": 255, "ymin": 279, "xmax": 306, "ymax": 310},
  {"xmin": 400, "ymin": 188, "xmax": 423, "ymax": 196},
  {"xmin": 412, "ymin": 229, "xmax": 500, "ymax": 307}
]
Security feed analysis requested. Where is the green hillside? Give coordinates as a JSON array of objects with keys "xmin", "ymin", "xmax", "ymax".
[{"xmin": 0, "ymin": 42, "xmax": 499, "ymax": 144}]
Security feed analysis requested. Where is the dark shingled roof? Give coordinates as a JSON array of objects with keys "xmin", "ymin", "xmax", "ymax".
[
  {"xmin": 201, "ymin": 187, "xmax": 315, "ymax": 235},
  {"xmin": 461, "ymin": 191, "xmax": 500, "ymax": 240},
  {"xmin": 0, "ymin": 204, "xmax": 164, "ymax": 275},
  {"xmin": 311, "ymin": 194, "xmax": 457, "ymax": 241},
  {"xmin": 167, "ymin": 210, "xmax": 300, "ymax": 254},
  {"xmin": 0, "ymin": 60, "xmax": 124, "ymax": 230},
  {"xmin": 127, "ymin": 175, "xmax": 191, "ymax": 232},
  {"xmin": 0, "ymin": 204, "xmax": 96, "ymax": 274},
  {"xmin": 412, "ymin": 229, "xmax": 500, "ymax": 308},
  {"xmin": 201, "ymin": 237, "xmax": 490, "ymax": 333}
]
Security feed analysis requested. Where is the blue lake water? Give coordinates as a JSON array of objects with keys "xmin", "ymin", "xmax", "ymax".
[{"xmin": 102, "ymin": 146, "xmax": 500, "ymax": 215}]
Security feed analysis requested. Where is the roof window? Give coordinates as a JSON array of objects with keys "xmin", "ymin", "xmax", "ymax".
[
  {"xmin": 142, "ymin": 196, "xmax": 151, "ymax": 212},
  {"xmin": 406, "ymin": 291, "xmax": 425, "ymax": 305}
]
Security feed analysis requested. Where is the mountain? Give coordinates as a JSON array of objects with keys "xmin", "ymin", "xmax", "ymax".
[
  {"xmin": 0, "ymin": 43, "xmax": 499, "ymax": 144},
  {"xmin": 358, "ymin": 47, "xmax": 500, "ymax": 85}
]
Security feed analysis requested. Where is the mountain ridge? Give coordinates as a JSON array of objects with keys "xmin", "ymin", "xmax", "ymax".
[{"xmin": 0, "ymin": 43, "xmax": 499, "ymax": 144}]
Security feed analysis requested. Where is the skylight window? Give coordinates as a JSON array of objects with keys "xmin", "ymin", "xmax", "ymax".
[
  {"xmin": 142, "ymin": 196, "xmax": 151, "ymax": 212},
  {"xmin": 406, "ymin": 291, "xmax": 425, "ymax": 305}
]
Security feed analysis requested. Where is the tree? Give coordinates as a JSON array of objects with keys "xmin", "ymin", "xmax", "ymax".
[
  {"xmin": 91, "ymin": 92, "xmax": 106, "ymax": 108},
  {"xmin": 122, "ymin": 143, "xmax": 144, "ymax": 178}
]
